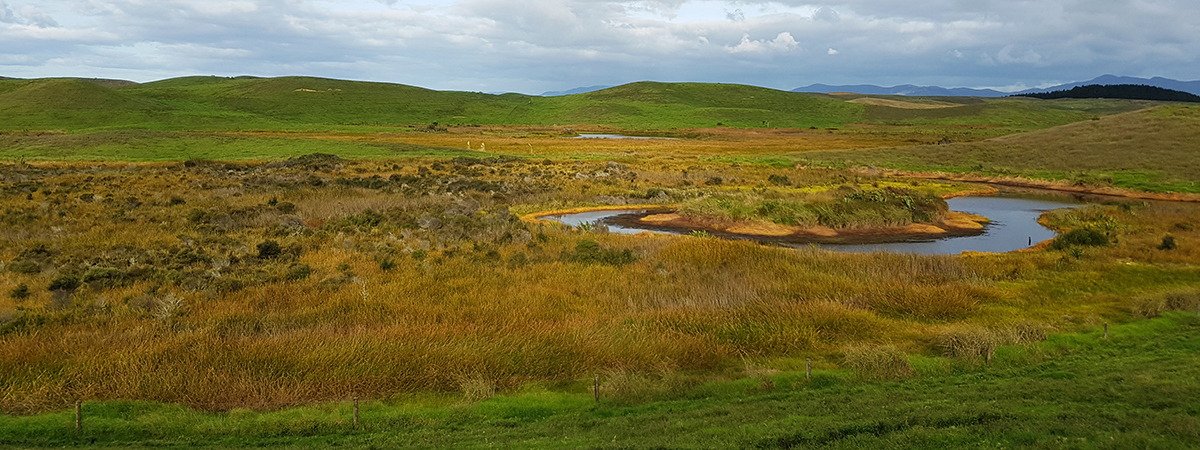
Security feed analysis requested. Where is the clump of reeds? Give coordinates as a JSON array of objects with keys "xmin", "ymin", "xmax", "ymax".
[
  {"xmin": 936, "ymin": 322, "xmax": 1048, "ymax": 359},
  {"xmin": 841, "ymin": 344, "xmax": 915, "ymax": 380}
]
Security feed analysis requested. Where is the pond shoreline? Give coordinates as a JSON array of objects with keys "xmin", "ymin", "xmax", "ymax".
[{"xmin": 607, "ymin": 210, "xmax": 991, "ymax": 245}]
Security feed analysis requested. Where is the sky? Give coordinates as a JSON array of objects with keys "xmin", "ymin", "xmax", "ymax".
[{"xmin": 1, "ymin": 0, "xmax": 1198, "ymax": 94}]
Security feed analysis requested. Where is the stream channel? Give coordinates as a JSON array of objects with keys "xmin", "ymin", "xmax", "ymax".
[{"xmin": 539, "ymin": 195, "xmax": 1085, "ymax": 255}]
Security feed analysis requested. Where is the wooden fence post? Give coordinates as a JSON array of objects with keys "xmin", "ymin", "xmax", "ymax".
[
  {"xmin": 353, "ymin": 397, "xmax": 359, "ymax": 430},
  {"xmin": 75, "ymin": 401, "xmax": 81, "ymax": 432},
  {"xmin": 1104, "ymin": 323, "xmax": 1109, "ymax": 339},
  {"xmin": 806, "ymin": 359, "xmax": 812, "ymax": 381},
  {"xmin": 593, "ymin": 374, "xmax": 600, "ymax": 402}
]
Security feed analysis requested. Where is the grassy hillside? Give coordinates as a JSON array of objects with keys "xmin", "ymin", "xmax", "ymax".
[
  {"xmin": 802, "ymin": 104, "xmax": 1200, "ymax": 193},
  {"xmin": 1, "ymin": 77, "xmax": 865, "ymax": 132},
  {"xmin": 0, "ymin": 76, "xmax": 1160, "ymax": 134}
]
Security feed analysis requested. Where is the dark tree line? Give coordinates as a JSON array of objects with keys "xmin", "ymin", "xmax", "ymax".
[{"xmin": 1014, "ymin": 84, "xmax": 1200, "ymax": 102}]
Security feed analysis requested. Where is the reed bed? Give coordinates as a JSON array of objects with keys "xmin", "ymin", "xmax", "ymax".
[{"xmin": 1, "ymin": 158, "xmax": 1197, "ymax": 413}]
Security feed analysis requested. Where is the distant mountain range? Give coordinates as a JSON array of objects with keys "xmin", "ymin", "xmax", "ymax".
[
  {"xmin": 791, "ymin": 75, "xmax": 1200, "ymax": 97},
  {"xmin": 791, "ymin": 84, "xmax": 1007, "ymax": 97}
]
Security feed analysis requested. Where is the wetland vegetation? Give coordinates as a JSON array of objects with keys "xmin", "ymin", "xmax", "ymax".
[{"xmin": 1, "ymin": 76, "xmax": 1199, "ymax": 448}]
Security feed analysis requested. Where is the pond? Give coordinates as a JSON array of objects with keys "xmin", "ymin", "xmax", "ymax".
[
  {"xmin": 573, "ymin": 133, "xmax": 676, "ymax": 140},
  {"xmin": 538, "ymin": 195, "xmax": 1083, "ymax": 255}
]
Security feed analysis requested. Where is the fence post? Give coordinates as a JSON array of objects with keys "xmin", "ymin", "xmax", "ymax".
[
  {"xmin": 593, "ymin": 374, "xmax": 600, "ymax": 402},
  {"xmin": 353, "ymin": 397, "xmax": 359, "ymax": 430},
  {"xmin": 1104, "ymin": 323, "xmax": 1109, "ymax": 339},
  {"xmin": 806, "ymin": 359, "xmax": 812, "ymax": 381},
  {"xmin": 986, "ymin": 345, "xmax": 994, "ymax": 364},
  {"xmin": 75, "ymin": 401, "xmax": 81, "ymax": 432}
]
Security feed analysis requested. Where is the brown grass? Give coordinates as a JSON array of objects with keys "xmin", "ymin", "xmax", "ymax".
[{"xmin": 0, "ymin": 157, "xmax": 1196, "ymax": 414}]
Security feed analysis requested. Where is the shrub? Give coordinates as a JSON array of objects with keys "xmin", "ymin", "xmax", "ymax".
[
  {"xmin": 1050, "ymin": 228, "xmax": 1109, "ymax": 249},
  {"xmin": 82, "ymin": 267, "xmax": 129, "ymax": 288},
  {"xmin": 378, "ymin": 258, "xmax": 396, "ymax": 271},
  {"xmin": 7, "ymin": 260, "xmax": 40, "ymax": 274},
  {"xmin": 8, "ymin": 284, "xmax": 31, "ymax": 300},
  {"xmin": 48, "ymin": 274, "xmax": 81, "ymax": 292},
  {"xmin": 767, "ymin": 174, "xmax": 790, "ymax": 186},
  {"xmin": 257, "ymin": 240, "xmax": 282, "ymax": 259},
  {"xmin": 285, "ymin": 263, "xmax": 312, "ymax": 281},
  {"xmin": 564, "ymin": 239, "xmax": 636, "ymax": 266},
  {"xmin": 1159, "ymin": 235, "xmax": 1177, "ymax": 250}
]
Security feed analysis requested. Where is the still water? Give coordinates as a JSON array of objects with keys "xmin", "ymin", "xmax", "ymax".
[
  {"xmin": 573, "ymin": 133, "xmax": 675, "ymax": 140},
  {"xmin": 539, "ymin": 196, "xmax": 1082, "ymax": 255}
]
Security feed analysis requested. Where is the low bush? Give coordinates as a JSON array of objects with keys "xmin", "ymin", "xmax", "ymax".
[
  {"xmin": 48, "ymin": 274, "xmax": 80, "ymax": 292},
  {"xmin": 8, "ymin": 284, "xmax": 30, "ymax": 300},
  {"xmin": 1051, "ymin": 228, "xmax": 1109, "ymax": 249},
  {"xmin": 7, "ymin": 260, "xmax": 40, "ymax": 274},
  {"xmin": 285, "ymin": 263, "xmax": 312, "ymax": 281},
  {"xmin": 257, "ymin": 240, "xmax": 282, "ymax": 259},
  {"xmin": 1159, "ymin": 235, "xmax": 1177, "ymax": 250},
  {"xmin": 563, "ymin": 239, "xmax": 636, "ymax": 265}
]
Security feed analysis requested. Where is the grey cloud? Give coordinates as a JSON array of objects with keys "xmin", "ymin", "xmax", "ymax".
[
  {"xmin": 812, "ymin": 6, "xmax": 839, "ymax": 22},
  {"xmin": 1, "ymin": 0, "xmax": 1198, "ymax": 94},
  {"xmin": 19, "ymin": 6, "xmax": 59, "ymax": 27},
  {"xmin": 0, "ymin": 2, "xmax": 16, "ymax": 23},
  {"xmin": 0, "ymin": 2, "xmax": 58, "ymax": 27}
]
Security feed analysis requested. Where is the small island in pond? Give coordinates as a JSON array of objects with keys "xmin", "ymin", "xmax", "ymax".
[{"xmin": 615, "ymin": 187, "xmax": 991, "ymax": 244}]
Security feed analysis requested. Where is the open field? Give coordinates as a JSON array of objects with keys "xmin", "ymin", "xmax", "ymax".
[
  {"xmin": 803, "ymin": 105, "xmax": 1200, "ymax": 193},
  {"xmin": 2, "ymin": 77, "xmax": 1199, "ymax": 447},
  {"xmin": 2, "ymin": 312, "xmax": 1197, "ymax": 449}
]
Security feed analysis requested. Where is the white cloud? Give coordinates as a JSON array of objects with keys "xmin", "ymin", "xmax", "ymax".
[
  {"xmin": 996, "ymin": 45, "xmax": 1043, "ymax": 64},
  {"xmin": 728, "ymin": 32, "xmax": 798, "ymax": 54},
  {"xmin": 0, "ymin": 0, "xmax": 1197, "ymax": 93}
]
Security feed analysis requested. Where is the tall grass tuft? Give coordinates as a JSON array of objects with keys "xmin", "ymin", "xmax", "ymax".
[{"xmin": 841, "ymin": 345, "xmax": 915, "ymax": 380}]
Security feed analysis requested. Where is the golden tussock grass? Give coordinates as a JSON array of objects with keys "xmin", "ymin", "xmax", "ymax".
[{"xmin": 0, "ymin": 158, "xmax": 1197, "ymax": 414}]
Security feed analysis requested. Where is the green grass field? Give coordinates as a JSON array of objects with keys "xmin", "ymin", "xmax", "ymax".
[
  {"xmin": 3, "ymin": 312, "xmax": 1196, "ymax": 449},
  {"xmin": 803, "ymin": 105, "xmax": 1200, "ymax": 193}
]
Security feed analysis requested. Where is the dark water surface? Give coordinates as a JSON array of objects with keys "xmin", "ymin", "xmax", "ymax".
[{"xmin": 539, "ymin": 195, "xmax": 1082, "ymax": 255}]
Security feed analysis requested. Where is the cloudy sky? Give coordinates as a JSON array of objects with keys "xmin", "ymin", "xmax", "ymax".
[{"xmin": 2, "ymin": 0, "xmax": 1197, "ymax": 94}]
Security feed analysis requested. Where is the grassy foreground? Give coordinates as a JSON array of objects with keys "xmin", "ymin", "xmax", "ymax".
[{"xmin": 2, "ymin": 312, "xmax": 1197, "ymax": 449}]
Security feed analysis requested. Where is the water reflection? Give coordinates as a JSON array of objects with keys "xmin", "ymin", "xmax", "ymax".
[{"xmin": 539, "ymin": 196, "xmax": 1083, "ymax": 255}]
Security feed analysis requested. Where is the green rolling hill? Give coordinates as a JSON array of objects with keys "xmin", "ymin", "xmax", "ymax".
[
  {"xmin": 0, "ymin": 77, "xmax": 866, "ymax": 131},
  {"xmin": 1, "ymin": 75, "xmax": 1160, "ymax": 133}
]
